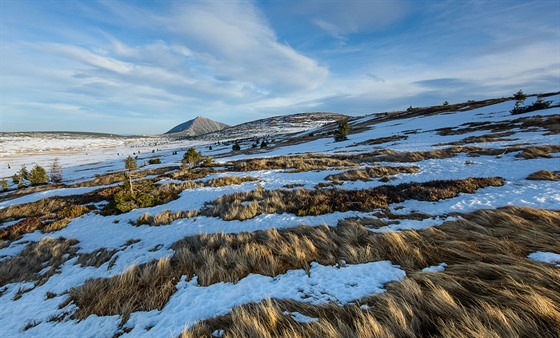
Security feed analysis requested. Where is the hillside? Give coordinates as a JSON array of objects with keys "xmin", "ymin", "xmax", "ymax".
[
  {"xmin": 197, "ymin": 112, "xmax": 348, "ymax": 141},
  {"xmin": 165, "ymin": 116, "xmax": 229, "ymax": 137},
  {"xmin": 0, "ymin": 92, "xmax": 559, "ymax": 337}
]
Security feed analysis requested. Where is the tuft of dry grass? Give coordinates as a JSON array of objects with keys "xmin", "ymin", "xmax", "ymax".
[
  {"xmin": 202, "ymin": 177, "xmax": 504, "ymax": 220},
  {"xmin": 526, "ymin": 170, "xmax": 560, "ymax": 181},
  {"xmin": 69, "ymin": 206, "xmax": 558, "ymax": 326},
  {"xmin": 170, "ymin": 168, "xmax": 216, "ymax": 181},
  {"xmin": 515, "ymin": 145, "xmax": 560, "ymax": 159},
  {"xmin": 352, "ymin": 135, "xmax": 409, "ymax": 146},
  {"xmin": 229, "ymin": 155, "xmax": 360, "ymax": 172},
  {"xmin": 0, "ymin": 217, "xmax": 44, "ymax": 241},
  {"xmin": 182, "ymin": 206, "xmax": 560, "ymax": 337},
  {"xmin": 325, "ymin": 165, "xmax": 419, "ymax": 182},
  {"xmin": 437, "ymin": 131, "xmax": 517, "ymax": 146},
  {"xmin": 76, "ymin": 248, "xmax": 119, "ymax": 268},
  {"xmin": 135, "ymin": 209, "xmax": 199, "ymax": 226},
  {"xmin": 0, "ymin": 237, "xmax": 79, "ymax": 288},
  {"xmin": 205, "ymin": 176, "xmax": 258, "ymax": 187}
]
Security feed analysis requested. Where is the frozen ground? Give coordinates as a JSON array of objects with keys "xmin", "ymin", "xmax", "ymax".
[{"xmin": 0, "ymin": 95, "xmax": 558, "ymax": 337}]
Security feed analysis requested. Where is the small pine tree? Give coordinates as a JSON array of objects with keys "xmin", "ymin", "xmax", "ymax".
[
  {"xmin": 50, "ymin": 158, "xmax": 63, "ymax": 183},
  {"xmin": 125, "ymin": 156, "xmax": 138, "ymax": 171},
  {"xmin": 334, "ymin": 119, "xmax": 350, "ymax": 142},
  {"xmin": 19, "ymin": 165, "xmax": 29, "ymax": 181},
  {"xmin": 124, "ymin": 156, "xmax": 138, "ymax": 195},
  {"xmin": 0, "ymin": 179, "xmax": 8, "ymax": 191},
  {"xmin": 28, "ymin": 164, "xmax": 48, "ymax": 186},
  {"xmin": 182, "ymin": 147, "xmax": 202, "ymax": 169},
  {"xmin": 513, "ymin": 89, "xmax": 527, "ymax": 102},
  {"xmin": 260, "ymin": 141, "xmax": 268, "ymax": 148},
  {"xmin": 511, "ymin": 89, "xmax": 527, "ymax": 114},
  {"xmin": 232, "ymin": 143, "xmax": 241, "ymax": 151}
]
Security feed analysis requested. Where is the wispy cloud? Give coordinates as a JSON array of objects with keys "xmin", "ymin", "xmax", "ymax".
[{"xmin": 1, "ymin": 0, "xmax": 558, "ymax": 133}]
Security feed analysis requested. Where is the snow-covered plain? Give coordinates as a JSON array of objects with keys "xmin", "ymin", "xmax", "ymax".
[{"xmin": 0, "ymin": 96, "xmax": 559, "ymax": 337}]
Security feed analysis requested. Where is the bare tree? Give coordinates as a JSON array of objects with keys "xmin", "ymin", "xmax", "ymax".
[{"xmin": 50, "ymin": 158, "xmax": 63, "ymax": 183}]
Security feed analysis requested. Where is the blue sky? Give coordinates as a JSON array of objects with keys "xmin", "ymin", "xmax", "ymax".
[{"xmin": 1, "ymin": 0, "xmax": 559, "ymax": 134}]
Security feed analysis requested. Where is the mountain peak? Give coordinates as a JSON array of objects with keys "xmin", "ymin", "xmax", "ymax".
[{"xmin": 165, "ymin": 116, "xmax": 229, "ymax": 136}]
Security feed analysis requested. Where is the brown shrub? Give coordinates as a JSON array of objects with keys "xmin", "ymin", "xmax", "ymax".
[
  {"xmin": 325, "ymin": 165, "xmax": 419, "ymax": 182},
  {"xmin": 526, "ymin": 170, "xmax": 560, "ymax": 181}
]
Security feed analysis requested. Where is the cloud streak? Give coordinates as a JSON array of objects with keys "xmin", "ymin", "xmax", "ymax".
[{"xmin": 1, "ymin": 0, "xmax": 558, "ymax": 134}]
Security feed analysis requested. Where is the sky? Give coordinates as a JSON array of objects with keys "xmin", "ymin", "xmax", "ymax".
[{"xmin": 1, "ymin": 0, "xmax": 559, "ymax": 135}]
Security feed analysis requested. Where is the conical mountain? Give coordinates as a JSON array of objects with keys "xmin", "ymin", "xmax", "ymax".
[{"xmin": 165, "ymin": 116, "xmax": 229, "ymax": 137}]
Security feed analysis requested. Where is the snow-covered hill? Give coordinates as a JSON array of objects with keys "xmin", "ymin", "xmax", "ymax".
[{"xmin": 0, "ymin": 93, "xmax": 558, "ymax": 337}]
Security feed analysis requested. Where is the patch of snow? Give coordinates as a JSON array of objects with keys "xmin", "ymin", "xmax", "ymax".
[
  {"xmin": 123, "ymin": 261, "xmax": 405, "ymax": 337},
  {"xmin": 283, "ymin": 311, "xmax": 319, "ymax": 323},
  {"xmin": 528, "ymin": 252, "xmax": 560, "ymax": 266},
  {"xmin": 422, "ymin": 263, "xmax": 448, "ymax": 272}
]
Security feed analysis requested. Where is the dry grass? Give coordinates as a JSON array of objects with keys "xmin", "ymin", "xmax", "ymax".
[
  {"xmin": 436, "ymin": 114, "xmax": 560, "ymax": 136},
  {"xmin": 202, "ymin": 177, "xmax": 504, "ymax": 220},
  {"xmin": 438, "ymin": 131, "xmax": 517, "ymax": 146},
  {"xmin": 352, "ymin": 135, "xmax": 409, "ymax": 146},
  {"xmin": 205, "ymin": 176, "xmax": 258, "ymax": 187},
  {"xmin": 136, "ymin": 209, "xmax": 200, "ymax": 226},
  {"xmin": 170, "ymin": 168, "xmax": 216, "ymax": 181},
  {"xmin": 228, "ymin": 155, "xmax": 359, "ymax": 172},
  {"xmin": 0, "ymin": 189, "xmax": 109, "ymax": 240},
  {"xmin": 515, "ymin": 145, "xmax": 560, "ymax": 159},
  {"xmin": 182, "ymin": 206, "xmax": 560, "ymax": 337},
  {"xmin": 325, "ymin": 165, "xmax": 419, "ymax": 182},
  {"xmin": 0, "ymin": 237, "xmax": 79, "ymax": 288},
  {"xmin": 68, "ymin": 205, "xmax": 557, "ymax": 326},
  {"xmin": 0, "ymin": 186, "xmax": 117, "ymax": 222},
  {"xmin": 0, "ymin": 184, "xmax": 65, "ymax": 203},
  {"xmin": 526, "ymin": 170, "xmax": 560, "ymax": 181},
  {"xmin": 76, "ymin": 248, "xmax": 119, "ymax": 268}
]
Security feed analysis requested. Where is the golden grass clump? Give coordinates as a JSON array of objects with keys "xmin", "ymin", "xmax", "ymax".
[
  {"xmin": 202, "ymin": 177, "xmax": 504, "ymax": 220},
  {"xmin": 182, "ymin": 206, "xmax": 560, "ymax": 338},
  {"xmin": 0, "ymin": 237, "xmax": 79, "ymax": 287},
  {"xmin": 136, "ymin": 209, "xmax": 200, "ymax": 226},
  {"xmin": 325, "ymin": 165, "xmax": 419, "ymax": 182},
  {"xmin": 515, "ymin": 145, "xmax": 560, "ymax": 159},
  {"xmin": 229, "ymin": 155, "xmax": 359, "ymax": 172},
  {"xmin": 526, "ymin": 170, "xmax": 560, "ymax": 181},
  {"xmin": 69, "ymin": 206, "xmax": 558, "ymax": 326}
]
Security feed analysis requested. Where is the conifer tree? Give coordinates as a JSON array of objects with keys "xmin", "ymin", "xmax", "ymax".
[{"xmin": 334, "ymin": 119, "xmax": 350, "ymax": 142}]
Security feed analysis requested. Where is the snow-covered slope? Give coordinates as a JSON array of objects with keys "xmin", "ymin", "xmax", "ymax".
[
  {"xmin": 0, "ymin": 93, "xmax": 558, "ymax": 337},
  {"xmin": 165, "ymin": 116, "xmax": 229, "ymax": 137}
]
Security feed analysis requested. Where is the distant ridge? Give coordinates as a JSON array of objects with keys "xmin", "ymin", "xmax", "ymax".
[{"xmin": 165, "ymin": 116, "xmax": 229, "ymax": 137}]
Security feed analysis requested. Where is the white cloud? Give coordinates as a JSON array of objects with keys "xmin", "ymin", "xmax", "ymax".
[{"xmin": 165, "ymin": 1, "xmax": 328, "ymax": 93}]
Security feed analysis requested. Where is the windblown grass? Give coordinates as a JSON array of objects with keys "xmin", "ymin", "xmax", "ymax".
[
  {"xmin": 526, "ymin": 170, "xmax": 560, "ymax": 181},
  {"xmin": 229, "ymin": 155, "xmax": 359, "ymax": 172},
  {"xmin": 0, "ymin": 237, "xmax": 79, "ymax": 288},
  {"xmin": 202, "ymin": 177, "xmax": 504, "ymax": 220},
  {"xmin": 325, "ymin": 165, "xmax": 419, "ymax": 182},
  {"xmin": 182, "ymin": 206, "xmax": 560, "ymax": 337},
  {"xmin": 67, "ymin": 206, "xmax": 557, "ymax": 326}
]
